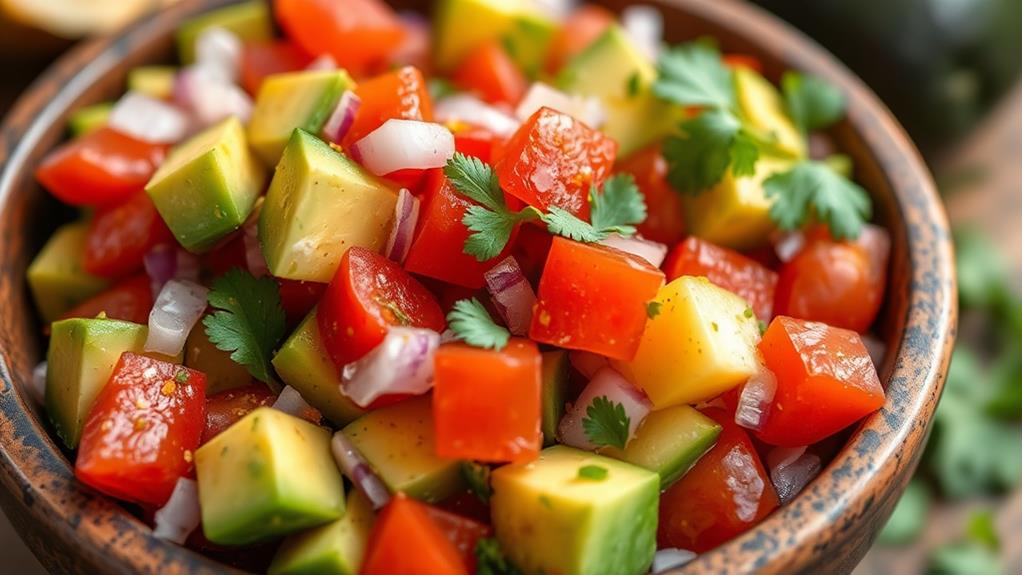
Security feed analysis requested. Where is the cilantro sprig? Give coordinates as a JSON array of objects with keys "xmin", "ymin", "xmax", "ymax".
[
  {"xmin": 475, "ymin": 538, "xmax": 521, "ymax": 575},
  {"xmin": 582, "ymin": 396, "xmax": 631, "ymax": 450},
  {"xmin": 461, "ymin": 461, "xmax": 493, "ymax": 504},
  {"xmin": 653, "ymin": 42, "xmax": 735, "ymax": 110},
  {"xmin": 781, "ymin": 71, "xmax": 847, "ymax": 134},
  {"xmin": 661, "ymin": 109, "xmax": 761, "ymax": 193},
  {"xmin": 764, "ymin": 161, "xmax": 872, "ymax": 240},
  {"xmin": 447, "ymin": 298, "xmax": 510, "ymax": 351}
]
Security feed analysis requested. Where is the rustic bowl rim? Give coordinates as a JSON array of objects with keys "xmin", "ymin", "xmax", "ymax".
[{"xmin": 0, "ymin": 0, "xmax": 956, "ymax": 573}]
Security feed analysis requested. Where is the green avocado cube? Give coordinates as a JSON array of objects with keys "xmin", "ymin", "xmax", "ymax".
[
  {"xmin": 127, "ymin": 66, "xmax": 177, "ymax": 100},
  {"xmin": 45, "ymin": 318, "xmax": 147, "ymax": 449},
  {"xmin": 28, "ymin": 222, "xmax": 109, "ymax": 322},
  {"xmin": 146, "ymin": 117, "xmax": 266, "ymax": 253},
  {"xmin": 272, "ymin": 309, "xmax": 365, "ymax": 427},
  {"xmin": 248, "ymin": 69, "xmax": 354, "ymax": 166},
  {"xmin": 491, "ymin": 446, "xmax": 659, "ymax": 575},
  {"xmin": 196, "ymin": 407, "xmax": 345, "ymax": 546},
  {"xmin": 342, "ymin": 396, "xmax": 464, "ymax": 502},
  {"xmin": 184, "ymin": 319, "xmax": 252, "ymax": 394},
  {"xmin": 258, "ymin": 130, "xmax": 397, "ymax": 283},
  {"xmin": 67, "ymin": 103, "xmax": 113, "ymax": 137},
  {"xmin": 176, "ymin": 0, "xmax": 273, "ymax": 64},
  {"xmin": 540, "ymin": 351, "xmax": 569, "ymax": 447},
  {"xmin": 269, "ymin": 490, "xmax": 375, "ymax": 575},
  {"xmin": 433, "ymin": 0, "xmax": 554, "ymax": 75}
]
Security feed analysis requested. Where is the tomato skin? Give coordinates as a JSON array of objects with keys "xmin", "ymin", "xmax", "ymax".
[
  {"xmin": 530, "ymin": 237, "xmax": 665, "ymax": 361},
  {"xmin": 454, "ymin": 127, "xmax": 499, "ymax": 164},
  {"xmin": 434, "ymin": 340, "xmax": 543, "ymax": 463},
  {"xmin": 361, "ymin": 493, "xmax": 469, "ymax": 575},
  {"xmin": 275, "ymin": 278, "xmax": 326, "ymax": 329},
  {"xmin": 616, "ymin": 145, "xmax": 686, "ymax": 245},
  {"xmin": 774, "ymin": 225, "xmax": 889, "ymax": 333},
  {"xmin": 60, "ymin": 275, "xmax": 153, "ymax": 325},
  {"xmin": 452, "ymin": 41, "xmax": 527, "ymax": 107},
  {"xmin": 755, "ymin": 316, "xmax": 885, "ymax": 447},
  {"xmin": 239, "ymin": 40, "xmax": 314, "ymax": 95},
  {"xmin": 664, "ymin": 237, "xmax": 778, "ymax": 322},
  {"xmin": 341, "ymin": 66, "xmax": 433, "ymax": 149},
  {"xmin": 495, "ymin": 107, "xmax": 617, "ymax": 220},
  {"xmin": 75, "ymin": 353, "xmax": 206, "ymax": 506},
  {"xmin": 508, "ymin": 223, "xmax": 553, "ymax": 286},
  {"xmin": 200, "ymin": 384, "xmax": 275, "ymax": 445},
  {"xmin": 84, "ymin": 192, "xmax": 173, "ymax": 278},
  {"xmin": 723, "ymin": 54, "xmax": 764, "ymax": 73},
  {"xmin": 657, "ymin": 407, "xmax": 778, "ymax": 553},
  {"xmin": 545, "ymin": 5, "xmax": 615, "ymax": 74},
  {"xmin": 423, "ymin": 505, "xmax": 493, "ymax": 573},
  {"xmin": 318, "ymin": 247, "xmax": 446, "ymax": 367},
  {"xmin": 36, "ymin": 127, "xmax": 168, "ymax": 207}
]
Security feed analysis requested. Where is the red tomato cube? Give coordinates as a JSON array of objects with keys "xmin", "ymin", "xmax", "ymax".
[
  {"xmin": 361, "ymin": 493, "xmax": 468, "ymax": 575},
  {"xmin": 453, "ymin": 127, "xmax": 500, "ymax": 164},
  {"xmin": 84, "ymin": 191, "xmax": 173, "ymax": 278},
  {"xmin": 756, "ymin": 316, "xmax": 885, "ymax": 447},
  {"xmin": 452, "ymin": 40, "xmax": 527, "ymax": 107},
  {"xmin": 200, "ymin": 384, "xmax": 275, "ymax": 445},
  {"xmin": 75, "ymin": 353, "xmax": 206, "ymax": 506},
  {"xmin": 60, "ymin": 275, "xmax": 153, "ymax": 326},
  {"xmin": 616, "ymin": 144, "xmax": 686, "ymax": 245},
  {"xmin": 239, "ymin": 40, "xmax": 314, "ymax": 96},
  {"xmin": 495, "ymin": 107, "xmax": 617, "ymax": 220},
  {"xmin": 530, "ymin": 237, "xmax": 664, "ymax": 361},
  {"xmin": 341, "ymin": 66, "xmax": 433, "ymax": 149},
  {"xmin": 434, "ymin": 340, "xmax": 542, "ymax": 463},
  {"xmin": 424, "ymin": 505, "xmax": 494, "ymax": 573},
  {"xmin": 664, "ymin": 237, "xmax": 778, "ymax": 322}
]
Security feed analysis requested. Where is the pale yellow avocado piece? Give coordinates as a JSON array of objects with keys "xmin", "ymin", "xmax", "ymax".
[
  {"xmin": 734, "ymin": 66, "xmax": 806, "ymax": 159},
  {"xmin": 127, "ymin": 66, "xmax": 177, "ymax": 100},
  {"xmin": 613, "ymin": 276, "xmax": 761, "ymax": 409},
  {"xmin": 259, "ymin": 129, "xmax": 397, "ymax": 283},
  {"xmin": 27, "ymin": 222, "xmax": 108, "ymax": 322},
  {"xmin": 432, "ymin": 0, "xmax": 554, "ymax": 75},
  {"xmin": 269, "ymin": 490, "xmax": 375, "ymax": 575}
]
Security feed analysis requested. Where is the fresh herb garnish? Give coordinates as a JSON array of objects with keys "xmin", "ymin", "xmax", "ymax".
[
  {"xmin": 582, "ymin": 396, "xmax": 631, "ymax": 450},
  {"xmin": 653, "ymin": 42, "xmax": 735, "ymax": 110},
  {"xmin": 475, "ymin": 538, "xmax": 521, "ymax": 575},
  {"xmin": 763, "ymin": 161, "xmax": 872, "ymax": 241},
  {"xmin": 662, "ymin": 109, "xmax": 761, "ymax": 194},
  {"xmin": 203, "ymin": 268, "xmax": 285, "ymax": 386},
  {"xmin": 646, "ymin": 301, "xmax": 662, "ymax": 319},
  {"xmin": 174, "ymin": 370, "xmax": 190, "ymax": 383},
  {"xmin": 447, "ymin": 298, "xmax": 511, "ymax": 351},
  {"xmin": 461, "ymin": 461, "xmax": 492, "ymax": 504},
  {"xmin": 781, "ymin": 71, "xmax": 847, "ymax": 134},
  {"xmin": 577, "ymin": 465, "xmax": 609, "ymax": 481},
  {"xmin": 589, "ymin": 174, "xmax": 647, "ymax": 237},
  {"xmin": 626, "ymin": 71, "xmax": 642, "ymax": 98}
]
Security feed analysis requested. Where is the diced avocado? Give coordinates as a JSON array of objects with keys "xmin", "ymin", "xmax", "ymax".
[
  {"xmin": 127, "ymin": 66, "xmax": 177, "ymax": 100},
  {"xmin": 45, "ymin": 318, "xmax": 146, "ymax": 448},
  {"xmin": 176, "ymin": 0, "xmax": 273, "ymax": 64},
  {"xmin": 601, "ymin": 405, "xmax": 721, "ymax": 488},
  {"xmin": 501, "ymin": 11, "xmax": 557, "ymax": 78},
  {"xmin": 491, "ymin": 446, "xmax": 659, "ymax": 575},
  {"xmin": 248, "ymin": 70, "xmax": 355, "ymax": 166},
  {"xmin": 734, "ymin": 67, "xmax": 805, "ymax": 160},
  {"xmin": 67, "ymin": 103, "xmax": 113, "ymax": 137},
  {"xmin": 269, "ymin": 490, "xmax": 375, "ymax": 575},
  {"xmin": 272, "ymin": 309, "xmax": 365, "ymax": 427},
  {"xmin": 342, "ymin": 396, "xmax": 464, "ymax": 502},
  {"xmin": 433, "ymin": 0, "xmax": 554, "ymax": 75},
  {"xmin": 185, "ymin": 319, "xmax": 251, "ymax": 394},
  {"xmin": 683, "ymin": 156, "xmax": 791, "ymax": 249},
  {"xmin": 540, "ymin": 351, "xmax": 569, "ymax": 447},
  {"xmin": 27, "ymin": 222, "xmax": 109, "ymax": 322},
  {"xmin": 557, "ymin": 26, "xmax": 680, "ymax": 158},
  {"xmin": 195, "ymin": 407, "xmax": 345, "ymax": 545},
  {"xmin": 259, "ymin": 130, "xmax": 397, "ymax": 283},
  {"xmin": 146, "ymin": 117, "xmax": 266, "ymax": 253}
]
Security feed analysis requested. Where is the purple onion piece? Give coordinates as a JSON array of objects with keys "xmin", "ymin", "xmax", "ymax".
[
  {"xmin": 558, "ymin": 367, "xmax": 651, "ymax": 450},
  {"xmin": 768, "ymin": 446, "xmax": 822, "ymax": 504},
  {"xmin": 598, "ymin": 234, "xmax": 668, "ymax": 268},
  {"xmin": 734, "ymin": 365, "xmax": 777, "ymax": 432},
  {"xmin": 331, "ymin": 432, "xmax": 391, "ymax": 509},
  {"xmin": 145, "ymin": 279, "xmax": 210, "ymax": 357},
  {"xmin": 384, "ymin": 188, "xmax": 421, "ymax": 264},
  {"xmin": 351, "ymin": 119, "xmax": 455, "ymax": 176},
  {"xmin": 341, "ymin": 327, "xmax": 440, "ymax": 408},
  {"xmin": 321, "ymin": 91, "xmax": 362, "ymax": 144},
  {"xmin": 272, "ymin": 385, "xmax": 321, "ymax": 423},
  {"xmin": 243, "ymin": 219, "xmax": 269, "ymax": 277},
  {"xmin": 484, "ymin": 256, "xmax": 536, "ymax": 336}
]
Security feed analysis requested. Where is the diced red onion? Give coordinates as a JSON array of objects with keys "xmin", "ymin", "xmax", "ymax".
[
  {"xmin": 483, "ymin": 257, "xmax": 536, "ymax": 336},
  {"xmin": 558, "ymin": 367, "xmax": 652, "ymax": 451},
  {"xmin": 174, "ymin": 66, "xmax": 253, "ymax": 127},
  {"xmin": 144, "ymin": 244, "xmax": 200, "ymax": 299},
  {"xmin": 516, "ymin": 83, "xmax": 606, "ymax": 128},
  {"xmin": 773, "ymin": 230, "xmax": 806, "ymax": 263},
  {"xmin": 306, "ymin": 54, "xmax": 338, "ymax": 71},
  {"xmin": 767, "ymin": 446, "xmax": 822, "ymax": 504},
  {"xmin": 861, "ymin": 333, "xmax": 887, "ymax": 370},
  {"xmin": 599, "ymin": 234, "xmax": 668, "ymax": 268},
  {"xmin": 152, "ymin": 477, "xmax": 200, "ymax": 544},
  {"xmin": 144, "ymin": 280, "xmax": 209, "ymax": 357},
  {"xmin": 272, "ymin": 385, "xmax": 321, "ymax": 423},
  {"xmin": 384, "ymin": 188, "xmax": 420, "ymax": 264},
  {"xmin": 434, "ymin": 95, "xmax": 521, "ymax": 138},
  {"xmin": 766, "ymin": 445, "xmax": 807, "ymax": 470},
  {"xmin": 341, "ymin": 328, "xmax": 440, "ymax": 408},
  {"xmin": 734, "ymin": 364, "xmax": 777, "ymax": 432},
  {"xmin": 569, "ymin": 351, "xmax": 610, "ymax": 380},
  {"xmin": 109, "ymin": 92, "xmax": 191, "ymax": 144},
  {"xmin": 243, "ymin": 218, "xmax": 269, "ymax": 277},
  {"xmin": 351, "ymin": 119, "xmax": 455, "ymax": 176},
  {"xmin": 622, "ymin": 5, "xmax": 663, "ymax": 61},
  {"xmin": 652, "ymin": 549, "xmax": 697, "ymax": 573},
  {"xmin": 28, "ymin": 361, "xmax": 47, "ymax": 406},
  {"xmin": 439, "ymin": 329, "xmax": 459, "ymax": 345},
  {"xmin": 194, "ymin": 27, "xmax": 242, "ymax": 84},
  {"xmin": 331, "ymin": 431, "xmax": 391, "ymax": 509},
  {"xmin": 320, "ymin": 91, "xmax": 362, "ymax": 144}
]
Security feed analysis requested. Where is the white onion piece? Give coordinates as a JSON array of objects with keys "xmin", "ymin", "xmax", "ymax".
[
  {"xmin": 272, "ymin": 385, "xmax": 321, "ymax": 423},
  {"xmin": 144, "ymin": 244, "xmax": 200, "ymax": 298},
  {"xmin": 484, "ymin": 257, "xmax": 536, "ymax": 336},
  {"xmin": 652, "ymin": 548, "xmax": 697, "ymax": 573},
  {"xmin": 434, "ymin": 95, "xmax": 521, "ymax": 138},
  {"xmin": 862, "ymin": 333, "xmax": 887, "ymax": 370},
  {"xmin": 341, "ymin": 328, "xmax": 440, "ymax": 408},
  {"xmin": 109, "ymin": 92, "xmax": 190, "ymax": 144},
  {"xmin": 144, "ymin": 280, "xmax": 209, "ymax": 357},
  {"xmin": 766, "ymin": 445, "xmax": 807, "ymax": 470},
  {"xmin": 558, "ymin": 367, "xmax": 652, "ymax": 450},
  {"xmin": 439, "ymin": 329, "xmax": 459, "ymax": 345},
  {"xmin": 734, "ymin": 364, "xmax": 777, "ymax": 432},
  {"xmin": 174, "ymin": 66, "xmax": 253, "ymax": 127},
  {"xmin": 352, "ymin": 120, "xmax": 455, "ymax": 176},
  {"xmin": 767, "ymin": 446, "xmax": 821, "ymax": 504},
  {"xmin": 599, "ymin": 234, "xmax": 668, "ymax": 267},
  {"xmin": 331, "ymin": 432, "xmax": 391, "ymax": 509},
  {"xmin": 306, "ymin": 54, "xmax": 338, "ymax": 71},
  {"xmin": 243, "ymin": 219, "xmax": 269, "ymax": 277},
  {"xmin": 526, "ymin": 0, "xmax": 576, "ymax": 20},
  {"xmin": 515, "ymin": 83, "xmax": 606, "ymax": 128},
  {"xmin": 195, "ymin": 27, "xmax": 242, "ymax": 84},
  {"xmin": 622, "ymin": 5, "xmax": 663, "ymax": 61},
  {"xmin": 321, "ymin": 91, "xmax": 362, "ymax": 144},
  {"xmin": 384, "ymin": 188, "xmax": 420, "ymax": 264},
  {"xmin": 29, "ymin": 362, "xmax": 47, "ymax": 406},
  {"xmin": 152, "ymin": 477, "xmax": 201, "ymax": 544},
  {"xmin": 773, "ymin": 230, "xmax": 805, "ymax": 263},
  {"xmin": 569, "ymin": 351, "xmax": 610, "ymax": 380}
]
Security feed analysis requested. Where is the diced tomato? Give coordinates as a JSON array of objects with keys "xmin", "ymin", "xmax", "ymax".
[
  {"xmin": 723, "ymin": 54, "xmax": 764, "ymax": 73},
  {"xmin": 616, "ymin": 145, "xmax": 686, "ymax": 245},
  {"xmin": 200, "ymin": 384, "xmax": 275, "ymax": 445},
  {"xmin": 75, "ymin": 353, "xmax": 206, "ymax": 506},
  {"xmin": 84, "ymin": 192, "xmax": 173, "ymax": 278},
  {"xmin": 664, "ymin": 237, "xmax": 778, "ymax": 322},
  {"xmin": 384, "ymin": 168, "xmax": 430, "ymax": 193},
  {"xmin": 275, "ymin": 0, "xmax": 405, "ymax": 78},
  {"xmin": 275, "ymin": 278, "xmax": 326, "ymax": 329},
  {"xmin": 774, "ymin": 225, "xmax": 890, "ymax": 332},
  {"xmin": 436, "ymin": 491, "xmax": 493, "ymax": 526},
  {"xmin": 361, "ymin": 493, "xmax": 469, "ymax": 575},
  {"xmin": 495, "ymin": 107, "xmax": 617, "ymax": 220},
  {"xmin": 239, "ymin": 40, "xmax": 314, "ymax": 95},
  {"xmin": 200, "ymin": 233, "xmax": 247, "ymax": 278},
  {"xmin": 756, "ymin": 316, "xmax": 885, "ymax": 447},
  {"xmin": 35, "ymin": 127, "xmax": 168, "ymax": 207},
  {"xmin": 424, "ymin": 506, "xmax": 493, "ymax": 573},
  {"xmin": 342, "ymin": 66, "xmax": 433, "ymax": 148},
  {"xmin": 61, "ymin": 275, "xmax": 153, "ymax": 325},
  {"xmin": 434, "ymin": 340, "xmax": 542, "ymax": 463},
  {"xmin": 454, "ymin": 127, "xmax": 499, "ymax": 164},
  {"xmin": 405, "ymin": 171, "xmax": 517, "ymax": 289},
  {"xmin": 508, "ymin": 223, "xmax": 553, "ymax": 286},
  {"xmin": 318, "ymin": 247, "xmax": 446, "ymax": 367},
  {"xmin": 657, "ymin": 407, "xmax": 779, "ymax": 553},
  {"xmin": 545, "ymin": 5, "xmax": 615, "ymax": 74},
  {"xmin": 530, "ymin": 237, "xmax": 665, "ymax": 361},
  {"xmin": 452, "ymin": 41, "xmax": 527, "ymax": 107}
]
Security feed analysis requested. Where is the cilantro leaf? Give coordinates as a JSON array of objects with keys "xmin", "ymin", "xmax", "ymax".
[
  {"xmin": 577, "ymin": 465, "xmax": 608, "ymax": 480},
  {"xmin": 582, "ymin": 396, "xmax": 631, "ymax": 449},
  {"xmin": 764, "ymin": 161, "xmax": 872, "ymax": 240},
  {"xmin": 589, "ymin": 174, "xmax": 647, "ymax": 236},
  {"xmin": 540, "ymin": 207, "xmax": 605, "ymax": 243},
  {"xmin": 461, "ymin": 461, "xmax": 492, "ymax": 504},
  {"xmin": 447, "ymin": 298, "xmax": 510, "ymax": 350},
  {"xmin": 646, "ymin": 301, "xmax": 662, "ymax": 319},
  {"xmin": 462, "ymin": 206, "xmax": 529, "ymax": 262},
  {"xmin": 475, "ymin": 538, "xmax": 521, "ymax": 575},
  {"xmin": 654, "ymin": 42, "xmax": 735, "ymax": 110},
  {"xmin": 662, "ymin": 109, "xmax": 761, "ymax": 193},
  {"xmin": 445, "ymin": 152, "xmax": 505, "ymax": 212},
  {"xmin": 203, "ymin": 268, "xmax": 286, "ymax": 386},
  {"xmin": 781, "ymin": 72, "xmax": 847, "ymax": 133}
]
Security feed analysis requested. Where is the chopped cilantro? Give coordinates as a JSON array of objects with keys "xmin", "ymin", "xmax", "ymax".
[
  {"xmin": 475, "ymin": 537, "xmax": 521, "ymax": 575},
  {"xmin": 763, "ymin": 161, "xmax": 872, "ymax": 241},
  {"xmin": 653, "ymin": 42, "xmax": 735, "ymax": 110},
  {"xmin": 589, "ymin": 174, "xmax": 647, "ymax": 237},
  {"xmin": 626, "ymin": 71, "xmax": 642, "ymax": 98},
  {"xmin": 661, "ymin": 109, "xmax": 760, "ymax": 194},
  {"xmin": 743, "ymin": 307, "xmax": 755, "ymax": 319},
  {"xmin": 582, "ymin": 396, "xmax": 631, "ymax": 450},
  {"xmin": 577, "ymin": 465, "xmax": 609, "ymax": 480},
  {"xmin": 174, "ymin": 370, "xmax": 190, "ymax": 383},
  {"xmin": 647, "ymin": 301, "xmax": 662, "ymax": 319},
  {"xmin": 447, "ymin": 298, "xmax": 510, "ymax": 351},
  {"xmin": 461, "ymin": 461, "xmax": 492, "ymax": 504},
  {"xmin": 781, "ymin": 72, "xmax": 847, "ymax": 134},
  {"xmin": 427, "ymin": 78, "xmax": 458, "ymax": 101}
]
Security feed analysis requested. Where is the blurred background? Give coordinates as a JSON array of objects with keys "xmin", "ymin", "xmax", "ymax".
[{"xmin": 2, "ymin": 0, "xmax": 1021, "ymax": 573}]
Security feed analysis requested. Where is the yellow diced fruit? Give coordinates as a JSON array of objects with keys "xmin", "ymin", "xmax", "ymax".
[{"xmin": 734, "ymin": 67, "xmax": 806, "ymax": 160}]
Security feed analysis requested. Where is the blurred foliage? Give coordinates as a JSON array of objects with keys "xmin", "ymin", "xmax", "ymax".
[{"xmin": 926, "ymin": 511, "xmax": 1004, "ymax": 575}]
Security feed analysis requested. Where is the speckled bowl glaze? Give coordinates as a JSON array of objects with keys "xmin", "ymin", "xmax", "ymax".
[{"xmin": 0, "ymin": 0, "xmax": 955, "ymax": 573}]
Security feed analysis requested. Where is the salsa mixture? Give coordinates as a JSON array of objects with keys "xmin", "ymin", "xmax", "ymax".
[{"xmin": 26, "ymin": 0, "xmax": 891, "ymax": 573}]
